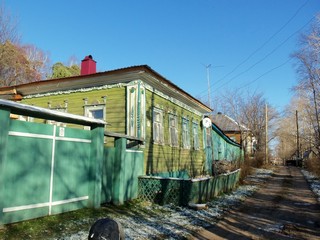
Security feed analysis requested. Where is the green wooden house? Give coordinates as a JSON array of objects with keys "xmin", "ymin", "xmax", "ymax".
[{"xmin": 3, "ymin": 56, "xmax": 213, "ymax": 178}]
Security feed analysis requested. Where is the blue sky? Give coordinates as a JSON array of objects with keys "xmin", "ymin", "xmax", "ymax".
[{"xmin": 4, "ymin": 0, "xmax": 320, "ymax": 112}]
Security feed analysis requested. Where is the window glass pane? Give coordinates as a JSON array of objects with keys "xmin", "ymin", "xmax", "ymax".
[
  {"xmin": 206, "ymin": 128, "xmax": 212, "ymax": 147},
  {"xmin": 153, "ymin": 109, "xmax": 164, "ymax": 144},
  {"xmin": 155, "ymin": 112, "xmax": 160, "ymax": 122},
  {"xmin": 169, "ymin": 115, "xmax": 178, "ymax": 146},
  {"xmin": 90, "ymin": 109, "xmax": 104, "ymax": 119},
  {"xmin": 182, "ymin": 119, "xmax": 190, "ymax": 149},
  {"xmin": 193, "ymin": 123, "xmax": 199, "ymax": 150}
]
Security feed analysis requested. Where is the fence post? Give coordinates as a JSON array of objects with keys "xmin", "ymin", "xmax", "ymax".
[
  {"xmin": 0, "ymin": 108, "xmax": 10, "ymax": 225},
  {"xmin": 113, "ymin": 137, "xmax": 126, "ymax": 205},
  {"xmin": 88, "ymin": 125, "xmax": 104, "ymax": 208}
]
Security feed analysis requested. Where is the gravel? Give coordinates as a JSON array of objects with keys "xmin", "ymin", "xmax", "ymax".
[
  {"xmin": 54, "ymin": 167, "xmax": 320, "ymax": 240},
  {"xmin": 52, "ymin": 168, "xmax": 272, "ymax": 240}
]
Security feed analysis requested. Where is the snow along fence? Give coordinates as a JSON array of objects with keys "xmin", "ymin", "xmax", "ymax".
[
  {"xmin": 138, "ymin": 169, "xmax": 240, "ymax": 206},
  {"xmin": 0, "ymin": 99, "xmax": 105, "ymax": 225}
]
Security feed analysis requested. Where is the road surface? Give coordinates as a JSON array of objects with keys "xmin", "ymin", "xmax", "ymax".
[{"xmin": 192, "ymin": 166, "xmax": 320, "ymax": 240}]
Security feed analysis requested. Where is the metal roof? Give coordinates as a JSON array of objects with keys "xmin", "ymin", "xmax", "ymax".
[
  {"xmin": 0, "ymin": 65, "xmax": 212, "ymax": 114},
  {"xmin": 211, "ymin": 113, "xmax": 249, "ymax": 132}
]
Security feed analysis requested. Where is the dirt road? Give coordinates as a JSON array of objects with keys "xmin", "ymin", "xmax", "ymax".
[{"xmin": 192, "ymin": 166, "xmax": 320, "ymax": 240}]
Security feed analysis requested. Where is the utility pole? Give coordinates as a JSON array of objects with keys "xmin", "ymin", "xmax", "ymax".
[
  {"xmin": 202, "ymin": 64, "xmax": 223, "ymax": 109},
  {"xmin": 205, "ymin": 64, "xmax": 212, "ymax": 108},
  {"xmin": 296, "ymin": 110, "xmax": 300, "ymax": 160},
  {"xmin": 265, "ymin": 104, "xmax": 268, "ymax": 165}
]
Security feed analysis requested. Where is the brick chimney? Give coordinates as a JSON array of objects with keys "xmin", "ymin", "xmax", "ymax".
[{"xmin": 81, "ymin": 55, "xmax": 96, "ymax": 75}]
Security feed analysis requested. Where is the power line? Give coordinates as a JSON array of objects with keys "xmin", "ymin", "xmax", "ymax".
[
  {"xmin": 234, "ymin": 58, "xmax": 293, "ymax": 91},
  {"xmin": 213, "ymin": 16, "xmax": 315, "ymax": 92},
  {"xmin": 214, "ymin": 0, "xmax": 310, "ymax": 87},
  {"xmin": 196, "ymin": 0, "xmax": 312, "ymax": 98},
  {"xmin": 197, "ymin": 15, "xmax": 316, "ymax": 100}
]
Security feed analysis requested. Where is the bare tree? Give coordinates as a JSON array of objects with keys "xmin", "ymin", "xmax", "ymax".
[
  {"xmin": 275, "ymin": 98, "xmax": 301, "ymax": 160},
  {"xmin": 292, "ymin": 14, "xmax": 320, "ymax": 154},
  {"xmin": 214, "ymin": 89, "xmax": 278, "ymax": 162},
  {"xmin": 275, "ymin": 117, "xmax": 296, "ymax": 160},
  {"xmin": 0, "ymin": 3, "xmax": 20, "ymax": 44},
  {"xmin": 23, "ymin": 44, "xmax": 51, "ymax": 80}
]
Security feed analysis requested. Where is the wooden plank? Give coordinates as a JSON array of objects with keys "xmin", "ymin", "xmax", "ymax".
[{"xmin": 0, "ymin": 99, "xmax": 106, "ymax": 126}]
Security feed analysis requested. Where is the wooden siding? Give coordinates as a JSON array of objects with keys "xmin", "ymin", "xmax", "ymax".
[
  {"xmin": 144, "ymin": 89, "xmax": 205, "ymax": 177},
  {"xmin": 225, "ymin": 133, "xmax": 241, "ymax": 144},
  {"xmin": 21, "ymin": 88, "xmax": 126, "ymax": 146},
  {"xmin": 21, "ymin": 84, "xmax": 207, "ymax": 177}
]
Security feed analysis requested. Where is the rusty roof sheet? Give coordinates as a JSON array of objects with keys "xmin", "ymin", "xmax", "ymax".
[{"xmin": 210, "ymin": 113, "xmax": 249, "ymax": 132}]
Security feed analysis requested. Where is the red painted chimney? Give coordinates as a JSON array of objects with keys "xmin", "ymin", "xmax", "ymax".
[{"xmin": 81, "ymin": 55, "xmax": 96, "ymax": 75}]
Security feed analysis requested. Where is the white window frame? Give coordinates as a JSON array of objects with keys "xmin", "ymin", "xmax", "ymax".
[
  {"xmin": 169, "ymin": 114, "xmax": 178, "ymax": 147},
  {"xmin": 84, "ymin": 105, "xmax": 106, "ymax": 121},
  {"xmin": 192, "ymin": 122, "xmax": 200, "ymax": 150},
  {"xmin": 182, "ymin": 118, "xmax": 190, "ymax": 149},
  {"xmin": 126, "ymin": 82, "xmax": 146, "ymax": 140},
  {"xmin": 47, "ymin": 107, "xmax": 67, "ymax": 127},
  {"xmin": 153, "ymin": 108, "xmax": 164, "ymax": 144},
  {"xmin": 204, "ymin": 127, "xmax": 212, "ymax": 148}
]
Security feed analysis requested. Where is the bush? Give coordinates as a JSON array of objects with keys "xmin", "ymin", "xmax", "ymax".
[
  {"xmin": 239, "ymin": 151, "xmax": 267, "ymax": 183},
  {"xmin": 239, "ymin": 157, "xmax": 253, "ymax": 183},
  {"xmin": 214, "ymin": 159, "xmax": 238, "ymax": 174},
  {"xmin": 252, "ymin": 152, "xmax": 265, "ymax": 168},
  {"xmin": 304, "ymin": 157, "xmax": 320, "ymax": 177}
]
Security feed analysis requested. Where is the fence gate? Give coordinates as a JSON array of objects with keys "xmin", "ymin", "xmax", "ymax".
[{"xmin": 2, "ymin": 120, "xmax": 92, "ymax": 224}]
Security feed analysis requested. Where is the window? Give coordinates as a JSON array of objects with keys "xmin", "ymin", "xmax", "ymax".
[
  {"xmin": 192, "ymin": 122, "xmax": 200, "ymax": 150},
  {"xmin": 85, "ymin": 105, "xmax": 105, "ymax": 120},
  {"xmin": 153, "ymin": 108, "xmax": 164, "ymax": 144},
  {"xmin": 83, "ymin": 97, "xmax": 106, "ymax": 131},
  {"xmin": 18, "ymin": 115, "xmax": 34, "ymax": 122},
  {"xmin": 126, "ymin": 82, "xmax": 146, "ymax": 139},
  {"xmin": 84, "ymin": 105, "xmax": 106, "ymax": 131},
  {"xmin": 169, "ymin": 114, "xmax": 178, "ymax": 147},
  {"xmin": 205, "ymin": 128, "xmax": 212, "ymax": 147},
  {"xmin": 182, "ymin": 118, "xmax": 190, "ymax": 149},
  {"xmin": 47, "ymin": 102, "xmax": 68, "ymax": 127}
]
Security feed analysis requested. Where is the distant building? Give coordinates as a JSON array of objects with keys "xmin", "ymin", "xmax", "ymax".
[{"xmin": 211, "ymin": 112, "xmax": 256, "ymax": 157}]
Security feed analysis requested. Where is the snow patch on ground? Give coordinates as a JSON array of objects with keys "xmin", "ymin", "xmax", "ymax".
[
  {"xmin": 301, "ymin": 169, "xmax": 320, "ymax": 201},
  {"xmin": 120, "ymin": 169, "xmax": 274, "ymax": 239},
  {"xmin": 53, "ymin": 168, "xmax": 274, "ymax": 240}
]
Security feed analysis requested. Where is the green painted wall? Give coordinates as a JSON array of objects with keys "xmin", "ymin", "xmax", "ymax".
[
  {"xmin": 22, "ymin": 87, "xmax": 126, "ymax": 145},
  {"xmin": 144, "ymin": 89, "xmax": 206, "ymax": 178},
  {"xmin": 21, "ymin": 83, "xmax": 207, "ymax": 178},
  {"xmin": 212, "ymin": 125, "xmax": 242, "ymax": 161}
]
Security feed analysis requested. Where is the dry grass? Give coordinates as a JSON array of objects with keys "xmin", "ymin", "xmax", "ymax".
[
  {"xmin": 0, "ymin": 200, "xmax": 151, "ymax": 240},
  {"xmin": 304, "ymin": 157, "xmax": 320, "ymax": 177},
  {"xmin": 239, "ymin": 158, "xmax": 253, "ymax": 183},
  {"xmin": 252, "ymin": 152, "xmax": 266, "ymax": 168},
  {"xmin": 239, "ymin": 152, "xmax": 267, "ymax": 183}
]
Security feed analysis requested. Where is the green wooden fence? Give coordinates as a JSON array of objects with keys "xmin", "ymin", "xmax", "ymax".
[
  {"xmin": 102, "ymin": 136, "xmax": 144, "ymax": 205},
  {"xmin": 0, "ymin": 100, "xmax": 105, "ymax": 225},
  {"xmin": 138, "ymin": 169, "xmax": 241, "ymax": 206}
]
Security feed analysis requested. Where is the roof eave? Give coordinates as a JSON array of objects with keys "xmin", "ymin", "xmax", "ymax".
[{"xmin": 5, "ymin": 65, "xmax": 212, "ymax": 113}]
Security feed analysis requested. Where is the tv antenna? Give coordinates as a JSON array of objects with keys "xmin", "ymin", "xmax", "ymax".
[{"xmin": 203, "ymin": 64, "xmax": 223, "ymax": 109}]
